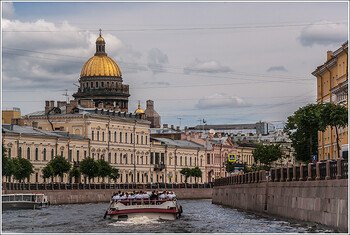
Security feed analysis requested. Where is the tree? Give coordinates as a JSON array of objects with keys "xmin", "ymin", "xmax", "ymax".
[
  {"xmin": 225, "ymin": 160, "xmax": 235, "ymax": 173},
  {"xmin": 284, "ymin": 104, "xmax": 320, "ymax": 163},
  {"xmin": 97, "ymin": 159, "xmax": 112, "ymax": 182},
  {"xmin": 2, "ymin": 144, "xmax": 15, "ymax": 182},
  {"xmin": 253, "ymin": 144, "xmax": 283, "ymax": 167},
  {"xmin": 50, "ymin": 156, "xmax": 71, "ymax": 182},
  {"xmin": 191, "ymin": 167, "xmax": 202, "ymax": 183},
  {"xmin": 109, "ymin": 168, "xmax": 120, "ymax": 183},
  {"xmin": 318, "ymin": 103, "xmax": 348, "ymax": 158},
  {"xmin": 69, "ymin": 166, "xmax": 81, "ymax": 183},
  {"xmin": 12, "ymin": 158, "xmax": 34, "ymax": 182},
  {"xmin": 180, "ymin": 168, "xmax": 192, "ymax": 183},
  {"xmin": 42, "ymin": 164, "xmax": 55, "ymax": 182},
  {"xmin": 80, "ymin": 157, "xmax": 100, "ymax": 183}
]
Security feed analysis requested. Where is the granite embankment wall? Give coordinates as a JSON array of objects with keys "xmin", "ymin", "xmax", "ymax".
[
  {"xmin": 4, "ymin": 188, "xmax": 212, "ymax": 204},
  {"xmin": 212, "ymin": 161, "xmax": 348, "ymax": 232}
]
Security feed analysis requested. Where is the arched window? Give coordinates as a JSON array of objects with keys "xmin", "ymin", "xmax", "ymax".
[
  {"xmin": 114, "ymin": 131, "xmax": 117, "ymax": 142},
  {"xmin": 43, "ymin": 148, "xmax": 47, "ymax": 161},
  {"xmin": 97, "ymin": 131, "xmax": 100, "ymax": 141},
  {"xmin": 102, "ymin": 132, "xmax": 105, "ymax": 141},
  {"xmin": 51, "ymin": 149, "xmax": 54, "ymax": 160},
  {"xmin": 35, "ymin": 148, "xmax": 39, "ymax": 160},
  {"xmin": 141, "ymin": 136, "xmax": 143, "ymax": 145},
  {"xmin": 27, "ymin": 147, "xmax": 31, "ymax": 160},
  {"xmin": 114, "ymin": 153, "xmax": 117, "ymax": 163}
]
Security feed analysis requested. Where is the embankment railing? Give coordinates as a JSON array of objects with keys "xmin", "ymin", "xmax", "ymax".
[{"xmin": 215, "ymin": 158, "xmax": 347, "ymax": 186}]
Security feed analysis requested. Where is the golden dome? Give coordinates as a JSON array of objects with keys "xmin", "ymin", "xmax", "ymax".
[
  {"xmin": 96, "ymin": 36, "xmax": 105, "ymax": 42},
  {"xmin": 80, "ymin": 55, "xmax": 122, "ymax": 77},
  {"xmin": 135, "ymin": 101, "xmax": 145, "ymax": 114}
]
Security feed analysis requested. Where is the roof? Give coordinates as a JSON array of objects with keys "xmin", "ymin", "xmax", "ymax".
[
  {"xmin": 151, "ymin": 137, "xmax": 205, "ymax": 149},
  {"xmin": 150, "ymin": 128, "xmax": 182, "ymax": 135},
  {"xmin": 2, "ymin": 124, "xmax": 88, "ymax": 140},
  {"xmin": 191, "ymin": 123, "xmax": 256, "ymax": 130},
  {"xmin": 25, "ymin": 106, "xmax": 150, "ymax": 125}
]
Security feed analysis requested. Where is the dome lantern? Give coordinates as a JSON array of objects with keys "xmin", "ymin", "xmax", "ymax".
[
  {"xmin": 135, "ymin": 101, "xmax": 145, "ymax": 114},
  {"xmin": 95, "ymin": 29, "xmax": 106, "ymax": 56}
]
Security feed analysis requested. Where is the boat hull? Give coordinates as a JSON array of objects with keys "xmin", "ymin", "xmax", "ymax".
[
  {"xmin": 2, "ymin": 202, "xmax": 49, "ymax": 210},
  {"xmin": 109, "ymin": 211, "xmax": 177, "ymax": 221}
]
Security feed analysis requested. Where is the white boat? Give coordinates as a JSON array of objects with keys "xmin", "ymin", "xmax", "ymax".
[
  {"xmin": 106, "ymin": 198, "xmax": 182, "ymax": 221},
  {"xmin": 2, "ymin": 193, "xmax": 50, "ymax": 210}
]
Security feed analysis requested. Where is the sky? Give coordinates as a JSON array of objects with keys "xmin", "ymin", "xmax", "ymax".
[{"xmin": 2, "ymin": 1, "xmax": 349, "ymax": 128}]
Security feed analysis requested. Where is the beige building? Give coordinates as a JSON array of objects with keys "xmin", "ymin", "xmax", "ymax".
[{"xmin": 312, "ymin": 41, "xmax": 348, "ymax": 160}]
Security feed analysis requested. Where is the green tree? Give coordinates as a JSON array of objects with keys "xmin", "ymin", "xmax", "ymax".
[
  {"xmin": 284, "ymin": 104, "xmax": 320, "ymax": 162},
  {"xmin": 109, "ymin": 168, "xmax": 120, "ymax": 183},
  {"xmin": 318, "ymin": 103, "xmax": 348, "ymax": 158},
  {"xmin": 80, "ymin": 157, "xmax": 100, "ymax": 183},
  {"xmin": 42, "ymin": 164, "xmax": 55, "ymax": 182},
  {"xmin": 253, "ymin": 144, "xmax": 283, "ymax": 167},
  {"xmin": 180, "ymin": 168, "xmax": 192, "ymax": 183},
  {"xmin": 225, "ymin": 160, "xmax": 235, "ymax": 173},
  {"xmin": 69, "ymin": 166, "xmax": 81, "ymax": 183},
  {"xmin": 12, "ymin": 158, "xmax": 34, "ymax": 182},
  {"xmin": 2, "ymin": 144, "xmax": 15, "ymax": 182},
  {"xmin": 97, "ymin": 159, "xmax": 112, "ymax": 182},
  {"xmin": 50, "ymin": 156, "xmax": 71, "ymax": 182},
  {"xmin": 191, "ymin": 167, "xmax": 202, "ymax": 183}
]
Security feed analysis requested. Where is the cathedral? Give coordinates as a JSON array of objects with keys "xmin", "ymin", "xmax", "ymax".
[{"xmin": 73, "ymin": 31, "xmax": 130, "ymax": 112}]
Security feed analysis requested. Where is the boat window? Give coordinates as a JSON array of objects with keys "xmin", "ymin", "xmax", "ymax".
[
  {"xmin": 3, "ymin": 196, "xmax": 10, "ymax": 201},
  {"xmin": 15, "ymin": 195, "xmax": 22, "ymax": 201},
  {"xmin": 10, "ymin": 195, "xmax": 15, "ymax": 201},
  {"xmin": 23, "ymin": 195, "xmax": 31, "ymax": 201}
]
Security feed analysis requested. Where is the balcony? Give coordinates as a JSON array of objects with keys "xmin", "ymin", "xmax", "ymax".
[{"xmin": 154, "ymin": 164, "xmax": 165, "ymax": 171}]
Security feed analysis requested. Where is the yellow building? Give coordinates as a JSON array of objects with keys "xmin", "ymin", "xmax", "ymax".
[
  {"xmin": 312, "ymin": 41, "xmax": 348, "ymax": 160},
  {"xmin": 2, "ymin": 108, "xmax": 21, "ymax": 124}
]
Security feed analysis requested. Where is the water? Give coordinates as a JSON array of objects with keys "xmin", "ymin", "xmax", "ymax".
[{"xmin": 2, "ymin": 199, "xmax": 335, "ymax": 233}]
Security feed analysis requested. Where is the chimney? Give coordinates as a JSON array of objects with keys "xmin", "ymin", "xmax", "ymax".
[
  {"xmin": 57, "ymin": 101, "xmax": 67, "ymax": 108},
  {"xmin": 50, "ymin": 100, "xmax": 55, "ymax": 107},
  {"xmin": 45, "ymin": 100, "xmax": 54, "ymax": 114},
  {"xmin": 176, "ymin": 126, "xmax": 180, "ymax": 131},
  {"xmin": 327, "ymin": 50, "xmax": 333, "ymax": 61},
  {"xmin": 163, "ymin": 124, "xmax": 168, "ymax": 128},
  {"xmin": 171, "ymin": 125, "xmax": 174, "ymax": 130}
]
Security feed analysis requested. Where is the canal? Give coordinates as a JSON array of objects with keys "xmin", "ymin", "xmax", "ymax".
[{"xmin": 2, "ymin": 199, "xmax": 335, "ymax": 233}]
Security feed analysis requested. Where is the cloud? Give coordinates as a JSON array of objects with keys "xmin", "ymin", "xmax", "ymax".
[
  {"xmin": 2, "ymin": 2, "xmax": 15, "ymax": 19},
  {"xmin": 196, "ymin": 93, "xmax": 247, "ymax": 109},
  {"xmin": 298, "ymin": 21, "xmax": 348, "ymax": 47},
  {"xmin": 2, "ymin": 18, "xmax": 125, "ymax": 90},
  {"xmin": 266, "ymin": 66, "xmax": 288, "ymax": 72},
  {"xmin": 143, "ymin": 81, "xmax": 170, "ymax": 86},
  {"xmin": 184, "ymin": 59, "xmax": 233, "ymax": 74},
  {"xmin": 147, "ymin": 48, "xmax": 169, "ymax": 74}
]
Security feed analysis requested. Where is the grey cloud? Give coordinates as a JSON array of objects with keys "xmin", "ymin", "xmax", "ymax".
[
  {"xmin": 2, "ymin": 2, "xmax": 15, "ymax": 19},
  {"xmin": 266, "ymin": 66, "xmax": 288, "ymax": 72},
  {"xmin": 196, "ymin": 93, "xmax": 247, "ymax": 109},
  {"xmin": 143, "ymin": 82, "xmax": 170, "ymax": 86},
  {"xmin": 298, "ymin": 21, "xmax": 348, "ymax": 47},
  {"xmin": 184, "ymin": 59, "xmax": 233, "ymax": 74},
  {"xmin": 147, "ymin": 48, "xmax": 169, "ymax": 74}
]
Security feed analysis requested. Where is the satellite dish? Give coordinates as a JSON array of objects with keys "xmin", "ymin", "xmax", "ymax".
[{"xmin": 209, "ymin": 129, "xmax": 215, "ymax": 134}]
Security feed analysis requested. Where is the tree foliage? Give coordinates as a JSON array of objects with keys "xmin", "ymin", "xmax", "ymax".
[
  {"xmin": 69, "ymin": 166, "xmax": 81, "ymax": 183},
  {"xmin": 12, "ymin": 158, "xmax": 34, "ymax": 182},
  {"xmin": 49, "ymin": 156, "xmax": 71, "ymax": 181},
  {"xmin": 2, "ymin": 144, "xmax": 15, "ymax": 181},
  {"xmin": 225, "ymin": 160, "xmax": 235, "ymax": 173},
  {"xmin": 109, "ymin": 168, "xmax": 120, "ymax": 182},
  {"xmin": 180, "ymin": 168, "xmax": 192, "ymax": 183},
  {"xmin": 80, "ymin": 157, "xmax": 100, "ymax": 182},
  {"xmin": 97, "ymin": 159, "xmax": 112, "ymax": 180},
  {"xmin": 284, "ymin": 104, "xmax": 320, "ymax": 163},
  {"xmin": 42, "ymin": 164, "xmax": 55, "ymax": 182},
  {"xmin": 318, "ymin": 102, "xmax": 348, "ymax": 157},
  {"xmin": 253, "ymin": 144, "xmax": 283, "ymax": 167}
]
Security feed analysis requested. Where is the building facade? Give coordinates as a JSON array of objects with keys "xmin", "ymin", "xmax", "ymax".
[{"xmin": 312, "ymin": 41, "xmax": 348, "ymax": 160}]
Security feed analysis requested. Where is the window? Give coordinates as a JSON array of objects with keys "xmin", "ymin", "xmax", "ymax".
[
  {"xmin": 19, "ymin": 147, "xmax": 22, "ymax": 158},
  {"xmin": 35, "ymin": 148, "xmax": 39, "ymax": 160},
  {"xmin": 120, "ymin": 132, "xmax": 122, "ymax": 143},
  {"xmin": 155, "ymin": 153, "xmax": 160, "ymax": 164},
  {"xmin": 141, "ymin": 136, "xmax": 143, "ymax": 145},
  {"xmin": 27, "ymin": 147, "xmax": 31, "ymax": 160},
  {"xmin": 91, "ymin": 82, "xmax": 93, "ymax": 88},
  {"xmin": 125, "ymin": 154, "xmax": 128, "ymax": 164},
  {"xmin": 108, "ymin": 153, "xmax": 111, "ymax": 163},
  {"xmin": 175, "ymin": 156, "xmax": 177, "ymax": 165},
  {"xmin": 207, "ymin": 153, "xmax": 210, "ymax": 164},
  {"xmin": 51, "ymin": 149, "xmax": 54, "ymax": 160},
  {"xmin": 200, "ymin": 158, "xmax": 203, "ymax": 167},
  {"xmin": 35, "ymin": 173, "xmax": 39, "ymax": 183},
  {"xmin": 185, "ymin": 157, "xmax": 187, "ymax": 166},
  {"xmin": 114, "ymin": 132, "xmax": 117, "ymax": 142},
  {"xmin": 108, "ymin": 131, "xmax": 111, "ymax": 141},
  {"xmin": 8, "ymin": 148, "xmax": 11, "ymax": 158},
  {"xmin": 146, "ymin": 136, "xmax": 148, "ymax": 145},
  {"xmin": 161, "ymin": 153, "xmax": 164, "ymax": 164},
  {"xmin": 77, "ymin": 150, "xmax": 80, "ymax": 162},
  {"xmin": 137, "ymin": 135, "xmax": 139, "ymax": 144},
  {"xmin": 96, "ymin": 82, "xmax": 98, "ymax": 87},
  {"xmin": 114, "ymin": 153, "xmax": 117, "ymax": 163},
  {"xmin": 137, "ymin": 155, "xmax": 139, "ymax": 164},
  {"xmin": 69, "ymin": 150, "xmax": 72, "ymax": 162},
  {"xmin": 180, "ymin": 156, "xmax": 183, "ymax": 166},
  {"xmin": 150, "ymin": 153, "xmax": 154, "ymax": 164},
  {"xmin": 84, "ymin": 150, "xmax": 87, "ymax": 159},
  {"xmin": 101, "ymin": 82, "xmax": 104, "ymax": 87},
  {"xmin": 97, "ymin": 131, "xmax": 100, "ymax": 141},
  {"xmin": 92, "ymin": 153, "xmax": 95, "ymax": 159},
  {"xmin": 190, "ymin": 157, "xmax": 192, "ymax": 166},
  {"xmin": 145, "ymin": 156, "xmax": 148, "ymax": 165},
  {"xmin": 102, "ymin": 132, "xmax": 105, "ymax": 141},
  {"xmin": 43, "ymin": 148, "xmax": 47, "ymax": 161},
  {"xmin": 125, "ymin": 133, "xmax": 127, "ymax": 143},
  {"xmin": 131, "ymin": 154, "xmax": 133, "ymax": 164},
  {"xmin": 92, "ymin": 131, "xmax": 94, "ymax": 141},
  {"xmin": 120, "ymin": 153, "xmax": 123, "ymax": 164},
  {"xmin": 131, "ymin": 133, "xmax": 133, "ymax": 143}
]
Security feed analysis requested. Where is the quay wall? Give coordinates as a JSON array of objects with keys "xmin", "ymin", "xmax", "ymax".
[
  {"xmin": 4, "ymin": 188, "xmax": 212, "ymax": 204},
  {"xmin": 212, "ymin": 179, "xmax": 348, "ymax": 232}
]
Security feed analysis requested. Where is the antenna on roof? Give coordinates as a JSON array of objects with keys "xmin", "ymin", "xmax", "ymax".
[{"xmin": 177, "ymin": 117, "xmax": 183, "ymax": 128}]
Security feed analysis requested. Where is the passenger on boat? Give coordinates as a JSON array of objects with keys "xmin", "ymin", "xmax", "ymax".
[
  {"xmin": 128, "ymin": 193, "xmax": 135, "ymax": 200},
  {"xmin": 120, "ymin": 193, "xmax": 128, "ymax": 200},
  {"xmin": 135, "ymin": 191, "xmax": 143, "ymax": 199},
  {"xmin": 158, "ymin": 191, "xmax": 168, "ymax": 200},
  {"xmin": 142, "ymin": 192, "xmax": 150, "ymax": 199},
  {"xmin": 168, "ymin": 192, "xmax": 176, "ymax": 200},
  {"xmin": 112, "ymin": 193, "xmax": 121, "ymax": 202}
]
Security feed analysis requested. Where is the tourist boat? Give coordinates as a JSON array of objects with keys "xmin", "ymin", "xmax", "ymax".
[
  {"xmin": 2, "ymin": 193, "xmax": 50, "ymax": 210},
  {"xmin": 105, "ymin": 196, "xmax": 183, "ymax": 221}
]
